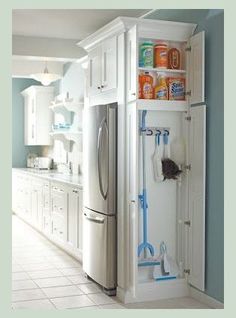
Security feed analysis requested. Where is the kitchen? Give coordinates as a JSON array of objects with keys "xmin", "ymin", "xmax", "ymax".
[{"xmin": 11, "ymin": 9, "xmax": 224, "ymax": 310}]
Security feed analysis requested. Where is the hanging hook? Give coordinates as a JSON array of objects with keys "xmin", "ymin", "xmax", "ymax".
[
  {"xmin": 155, "ymin": 129, "xmax": 161, "ymax": 145},
  {"xmin": 163, "ymin": 130, "xmax": 169, "ymax": 145}
]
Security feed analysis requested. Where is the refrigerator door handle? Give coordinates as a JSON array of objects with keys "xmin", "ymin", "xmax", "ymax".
[
  {"xmin": 97, "ymin": 118, "xmax": 108, "ymax": 201},
  {"xmin": 84, "ymin": 213, "xmax": 105, "ymax": 224}
]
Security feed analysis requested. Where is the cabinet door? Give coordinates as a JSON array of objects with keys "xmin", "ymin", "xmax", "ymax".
[
  {"xmin": 88, "ymin": 46, "xmax": 102, "ymax": 97},
  {"xmin": 67, "ymin": 187, "xmax": 83, "ymax": 252},
  {"xmin": 31, "ymin": 182, "xmax": 43, "ymax": 230},
  {"xmin": 189, "ymin": 31, "xmax": 205, "ymax": 105},
  {"xmin": 126, "ymin": 104, "xmax": 139, "ymax": 296},
  {"xmin": 101, "ymin": 36, "xmax": 117, "ymax": 92},
  {"xmin": 127, "ymin": 25, "xmax": 138, "ymax": 102},
  {"xmin": 24, "ymin": 95, "xmax": 36, "ymax": 145},
  {"xmin": 188, "ymin": 105, "xmax": 206, "ymax": 291}
]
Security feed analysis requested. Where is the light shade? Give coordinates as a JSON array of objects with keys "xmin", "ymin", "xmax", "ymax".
[{"xmin": 31, "ymin": 63, "xmax": 62, "ymax": 86}]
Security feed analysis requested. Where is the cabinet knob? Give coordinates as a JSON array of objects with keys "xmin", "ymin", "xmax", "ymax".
[
  {"xmin": 72, "ymin": 189, "xmax": 78, "ymax": 194},
  {"xmin": 97, "ymin": 86, "xmax": 101, "ymax": 89},
  {"xmin": 131, "ymin": 93, "xmax": 136, "ymax": 96},
  {"xmin": 101, "ymin": 85, "xmax": 104, "ymax": 88}
]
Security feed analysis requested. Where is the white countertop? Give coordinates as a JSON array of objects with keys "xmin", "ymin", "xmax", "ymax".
[{"xmin": 13, "ymin": 168, "xmax": 83, "ymax": 188}]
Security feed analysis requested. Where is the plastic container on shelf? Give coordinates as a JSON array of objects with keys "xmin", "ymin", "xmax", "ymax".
[
  {"xmin": 139, "ymin": 41, "xmax": 154, "ymax": 67},
  {"xmin": 168, "ymin": 47, "xmax": 181, "ymax": 69},
  {"xmin": 140, "ymin": 72, "xmax": 154, "ymax": 99},
  {"xmin": 154, "ymin": 41, "xmax": 168, "ymax": 68},
  {"xmin": 154, "ymin": 75, "xmax": 168, "ymax": 100}
]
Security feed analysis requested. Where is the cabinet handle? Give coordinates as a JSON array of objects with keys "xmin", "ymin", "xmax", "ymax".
[
  {"xmin": 101, "ymin": 85, "xmax": 104, "ymax": 89},
  {"xmin": 72, "ymin": 189, "xmax": 78, "ymax": 194},
  {"xmin": 97, "ymin": 86, "xmax": 101, "ymax": 89},
  {"xmin": 59, "ymin": 207, "xmax": 63, "ymax": 211},
  {"xmin": 32, "ymin": 125, "xmax": 34, "ymax": 139},
  {"xmin": 59, "ymin": 231, "xmax": 63, "ymax": 234},
  {"xmin": 131, "ymin": 93, "xmax": 136, "ymax": 96}
]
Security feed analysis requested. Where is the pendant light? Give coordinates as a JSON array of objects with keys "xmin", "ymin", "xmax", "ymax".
[{"xmin": 31, "ymin": 62, "xmax": 62, "ymax": 86}]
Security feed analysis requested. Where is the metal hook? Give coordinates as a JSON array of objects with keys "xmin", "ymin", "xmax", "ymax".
[{"xmin": 147, "ymin": 129, "xmax": 153, "ymax": 136}]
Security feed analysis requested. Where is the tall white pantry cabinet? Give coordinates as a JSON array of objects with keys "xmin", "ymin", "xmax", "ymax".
[{"xmin": 78, "ymin": 17, "xmax": 206, "ymax": 303}]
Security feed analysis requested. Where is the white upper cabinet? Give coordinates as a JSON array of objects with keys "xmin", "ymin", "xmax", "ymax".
[
  {"xmin": 188, "ymin": 31, "xmax": 205, "ymax": 105},
  {"xmin": 88, "ymin": 36, "xmax": 117, "ymax": 97},
  {"xmin": 21, "ymin": 86, "xmax": 54, "ymax": 146},
  {"xmin": 188, "ymin": 105, "xmax": 206, "ymax": 291},
  {"xmin": 126, "ymin": 25, "xmax": 138, "ymax": 102},
  {"xmin": 88, "ymin": 45, "xmax": 102, "ymax": 97}
]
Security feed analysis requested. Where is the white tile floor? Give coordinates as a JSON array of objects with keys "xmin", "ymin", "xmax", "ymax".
[{"xmin": 12, "ymin": 215, "xmax": 211, "ymax": 309}]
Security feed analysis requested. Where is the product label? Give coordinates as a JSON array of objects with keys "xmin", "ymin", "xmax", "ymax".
[
  {"xmin": 168, "ymin": 78, "xmax": 185, "ymax": 100},
  {"xmin": 143, "ymin": 82, "xmax": 153, "ymax": 99}
]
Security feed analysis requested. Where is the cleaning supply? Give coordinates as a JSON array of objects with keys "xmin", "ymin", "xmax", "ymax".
[
  {"xmin": 162, "ymin": 131, "xmax": 182, "ymax": 180},
  {"xmin": 168, "ymin": 77, "xmax": 185, "ymax": 100},
  {"xmin": 152, "ymin": 131, "xmax": 164, "ymax": 182},
  {"xmin": 138, "ymin": 111, "xmax": 158, "ymax": 266},
  {"xmin": 141, "ymin": 72, "xmax": 154, "ymax": 99},
  {"xmin": 139, "ymin": 42, "xmax": 154, "ymax": 67},
  {"xmin": 168, "ymin": 48, "xmax": 181, "ymax": 70},
  {"xmin": 154, "ymin": 75, "xmax": 168, "ymax": 100},
  {"xmin": 153, "ymin": 241, "xmax": 179, "ymax": 281},
  {"xmin": 154, "ymin": 41, "xmax": 168, "ymax": 68}
]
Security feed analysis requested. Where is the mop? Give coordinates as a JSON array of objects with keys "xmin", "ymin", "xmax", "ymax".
[{"xmin": 138, "ymin": 110, "xmax": 160, "ymax": 267}]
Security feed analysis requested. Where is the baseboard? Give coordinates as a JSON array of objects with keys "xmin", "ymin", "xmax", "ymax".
[
  {"xmin": 189, "ymin": 286, "xmax": 224, "ymax": 309},
  {"xmin": 117, "ymin": 278, "xmax": 189, "ymax": 304}
]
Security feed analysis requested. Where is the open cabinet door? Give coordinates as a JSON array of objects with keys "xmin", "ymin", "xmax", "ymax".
[
  {"xmin": 188, "ymin": 105, "xmax": 206, "ymax": 291},
  {"xmin": 189, "ymin": 31, "xmax": 205, "ymax": 105}
]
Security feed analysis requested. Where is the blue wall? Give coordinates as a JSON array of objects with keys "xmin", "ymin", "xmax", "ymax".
[
  {"xmin": 12, "ymin": 78, "xmax": 43, "ymax": 167},
  {"xmin": 146, "ymin": 9, "xmax": 224, "ymax": 303}
]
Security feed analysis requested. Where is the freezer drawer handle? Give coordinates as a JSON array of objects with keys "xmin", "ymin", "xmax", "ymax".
[{"xmin": 84, "ymin": 213, "xmax": 105, "ymax": 224}]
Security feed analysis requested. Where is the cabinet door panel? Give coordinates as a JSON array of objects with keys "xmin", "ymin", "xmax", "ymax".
[
  {"xmin": 127, "ymin": 25, "xmax": 138, "ymax": 102},
  {"xmin": 101, "ymin": 36, "xmax": 117, "ymax": 92},
  {"xmin": 189, "ymin": 31, "xmax": 205, "ymax": 105},
  {"xmin": 188, "ymin": 105, "xmax": 206, "ymax": 291},
  {"xmin": 88, "ymin": 46, "xmax": 102, "ymax": 97}
]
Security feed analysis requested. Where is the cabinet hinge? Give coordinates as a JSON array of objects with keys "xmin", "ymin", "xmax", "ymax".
[
  {"xmin": 185, "ymin": 164, "xmax": 191, "ymax": 171},
  {"xmin": 184, "ymin": 269, "xmax": 190, "ymax": 274},
  {"xmin": 185, "ymin": 47, "xmax": 191, "ymax": 52},
  {"xmin": 184, "ymin": 220, "xmax": 191, "ymax": 226},
  {"xmin": 185, "ymin": 116, "xmax": 191, "ymax": 121}
]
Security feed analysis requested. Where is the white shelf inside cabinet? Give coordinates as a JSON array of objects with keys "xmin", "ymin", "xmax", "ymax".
[
  {"xmin": 139, "ymin": 67, "xmax": 186, "ymax": 74},
  {"xmin": 137, "ymin": 99, "xmax": 188, "ymax": 111}
]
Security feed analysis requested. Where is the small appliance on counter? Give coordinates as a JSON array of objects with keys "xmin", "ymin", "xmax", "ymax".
[
  {"xmin": 27, "ymin": 153, "xmax": 38, "ymax": 168},
  {"xmin": 34, "ymin": 157, "xmax": 53, "ymax": 170}
]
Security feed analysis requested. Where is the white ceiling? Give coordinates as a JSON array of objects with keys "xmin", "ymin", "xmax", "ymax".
[{"xmin": 12, "ymin": 9, "xmax": 151, "ymax": 40}]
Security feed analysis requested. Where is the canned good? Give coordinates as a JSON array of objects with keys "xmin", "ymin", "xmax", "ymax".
[
  {"xmin": 139, "ymin": 42, "xmax": 154, "ymax": 68},
  {"xmin": 154, "ymin": 41, "xmax": 168, "ymax": 68}
]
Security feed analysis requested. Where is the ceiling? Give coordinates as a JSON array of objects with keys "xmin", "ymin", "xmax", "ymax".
[{"xmin": 12, "ymin": 9, "xmax": 151, "ymax": 40}]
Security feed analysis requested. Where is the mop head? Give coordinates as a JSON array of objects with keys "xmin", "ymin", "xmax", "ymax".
[{"xmin": 162, "ymin": 158, "xmax": 182, "ymax": 180}]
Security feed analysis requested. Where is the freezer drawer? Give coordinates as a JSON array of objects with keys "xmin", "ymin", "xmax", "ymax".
[{"xmin": 83, "ymin": 208, "xmax": 116, "ymax": 289}]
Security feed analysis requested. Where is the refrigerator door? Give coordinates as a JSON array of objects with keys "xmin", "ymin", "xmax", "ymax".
[
  {"xmin": 84, "ymin": 103, "xmax": 117, "ymax": 215},
  {"xmin": 83, "ymin": 208, "xmax": 116, "ymax": 289}
]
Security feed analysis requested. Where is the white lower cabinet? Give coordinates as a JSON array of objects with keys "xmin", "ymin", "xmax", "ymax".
[
  {"xmin": 66, "ymin": 186, "xmax": 83, "ymax": 256},
  {"xmin": 12, "ymin": 171, "xmax": 83, "ymax": 261}
]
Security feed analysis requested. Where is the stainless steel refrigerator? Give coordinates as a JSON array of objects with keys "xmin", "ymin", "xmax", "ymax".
[{"xmin": 83, "ymin": 103, "xmax": 117, "ymax": 295}]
